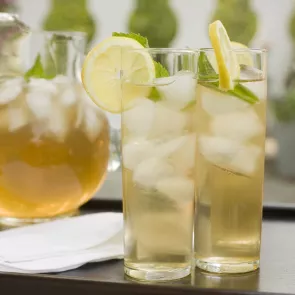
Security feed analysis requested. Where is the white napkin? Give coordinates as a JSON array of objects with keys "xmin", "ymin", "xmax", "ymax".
[{"xmin": 0, "ymin": 212, "xmax": 124, "ymax": 273}]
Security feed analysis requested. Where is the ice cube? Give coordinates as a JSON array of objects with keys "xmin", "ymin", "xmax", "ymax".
[
  {"xmin": 60, "ymin": 86, "xmax": 77, "ymax": 106},
  {"xmin": 153, "ymin": 135, "xmax": 188, "ymax": 158},
  {"xmin": 149, "ymin": 102, "xmax": 187, "ymax": 138},
  {"xmin": 156, "ymin": 71, "xmax": 196, "ymax": 110},
  {"xmin": 170, "ymin": 133, "xmax": 196, "ymax": 175},
  {"xmin": 200, "ymin": 85, "xmax": 249, "ymax": 116},
  {"xmin": 83, "ymin": 106, "xmax": 104, "ymax": 142},
  {"xmin": 123, "ymin": 98, "xmax": 155, "ymax": 136},
  {"xmin": 133, "ymin": 157, "xmax": 174, "ymax": 188},
  {"xmin": 239, "ymin": 65, "xmax": 264, "ymax": 81},
  {"xmin": 0, "ymin": 78, "xmax": 23, "ymax": 105},
  {"xmin": 242, "ymin": 81, "xmax": 266, "ymax": 101},
  {"xmin": 230, "ymin": 144, "xmax": 262, "ymax": 175},
  {"xmin": 75, "ymin": 102, "xmax": 84, "ymax": 128},
  {"xmin": 47, "ymin": 104, "xmax": 69, "ymax": 141},
  {"xmin": 156, "ymin": 176, "xmax": 194, "ymax": 203},
  {"xmin": 52, "ymin": 75, "xmax": 72, "ymax": 84},
  {"xmin": 199, "ymin": 135, "xmax": 240, "ymax": 167},
  {"xmin": 28, "ymin": 78, "xmax": 57, "ymax": 94},
  {"xmin": 211, "ymin": 109, "xmax": 264, "ymax": 142},
  {"xmin": 8, "ymin": 107, "xmax": 29, "ymax": 131},
  {"xmin": 199, "ymin": 135, "xmax": 262, "ymax": 176},
  {"xmin": 122, "ymin": 138, "xmax": 155, "ymax": 171},
  {"xmin": 26, "ymin": 91, "xmax": 52, "ymax": 120}
]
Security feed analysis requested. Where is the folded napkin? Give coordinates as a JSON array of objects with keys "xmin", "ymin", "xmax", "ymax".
[{"xmin": 0, "ymin": 212, "xmax": 123, "ymax": 274}]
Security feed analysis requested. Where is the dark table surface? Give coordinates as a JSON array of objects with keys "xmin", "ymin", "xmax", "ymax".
[
  {"xmin": 54, "ymin": 218, "xmax": 295, "ymax": 294},
  {"xmin": 1, "ymin": 202, "xmax": 295, "ymax": 295}
]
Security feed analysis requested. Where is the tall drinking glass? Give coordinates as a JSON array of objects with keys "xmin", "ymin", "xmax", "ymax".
[
  {"xmin": 121, "ymin": 49, "xmax": 198, "ymax": 281},
  {"xmin": 194, "ymin": 49, "xmax": 267, "ymax": 273},
  {"xmin": 0, "ymin": 31, "xmax": 109, "ymax": 226}
]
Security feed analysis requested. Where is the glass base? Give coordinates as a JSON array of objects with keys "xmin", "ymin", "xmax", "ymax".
[
  {"xmin": 0, "ymin": 210, "xmax": 79, "ymax": 229},
  {"xmin": 195, "ymin": 258, "xmax": 259, "ymax": 274},
  {"xmin": 124, "ymin": 264, "xmax": 191, "ymax": 281}
]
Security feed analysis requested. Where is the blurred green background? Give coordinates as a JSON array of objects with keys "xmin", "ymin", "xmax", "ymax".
[{"xmin": 6, "ymin": 0, "xmax": 295, "ymax": 203}]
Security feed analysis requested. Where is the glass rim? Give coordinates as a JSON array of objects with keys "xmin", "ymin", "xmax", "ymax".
[
  {"xmin": 199, "ymin": 47, "xmax": 268, "ymax": 54},
  {"xmin": 123, "ymin": 47, "xmax": 267, "ymax": 55},
  {"xmin": 30, "ymin": 30, "xmax": 87, "ymax": 39},
  {"xmin": 125, "ymin": 48, "xmax": 198, "ymax": 54}
]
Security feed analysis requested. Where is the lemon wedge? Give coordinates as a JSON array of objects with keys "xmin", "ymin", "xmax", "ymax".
[
  {"xmin": 209, "ymin": 20, "xmax": 240, "ymax": 90},
  {"xmin": 82, "ymin": 36, "xmax": 155, "ymax": 113}
]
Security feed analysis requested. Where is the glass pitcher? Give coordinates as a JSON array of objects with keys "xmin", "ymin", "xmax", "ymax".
[{"xmin": 0, "ymin": 28, "xmax": 109, "ymax": 227}]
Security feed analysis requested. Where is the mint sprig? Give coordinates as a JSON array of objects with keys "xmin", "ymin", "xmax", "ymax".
[
  {"xmin": 112, "ymin": 32, "xmax": 149, "ymax": 48},
  {"xmin": 198, "ymin": 51, "xmax": 219, "ymax": 81},
  {"xmin": 148, "ymin": 87, "xmax": 162, "ymax": 102},
  {"xmin": 24, "ymin": 54, "xmax": 44, "ymax": 81},
  {"xmin": 198, "ymin": 52, "xmax": 259, "ymax": 104},
  {"xmin": 154, "ymin": 61, "xmax": 169, "ymax": 78},
  {"xmin": 24, "ymin": 54, "xmax": 55, "ymax": 82}
]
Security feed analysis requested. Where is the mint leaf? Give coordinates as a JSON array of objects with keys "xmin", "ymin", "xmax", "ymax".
[
  {"xmin": 148, "ymin": 87, "xmax": 162, "ymax": 102},
  {"xmin": 199, "ymin": 80, "xmax": 259, "ymax": 104},
  {"xmin": 147, "ymin": 61, "xmax": 169, "ymax": 102},
  {"xmin": 198, "ymin": 51, "xmax": 219, "ymax": 81},
  {"xmin": 154, "ymin": 61, "xmax": 169, "ymax": 78},
  {"xmin": 112, "ymin": 32, "xmax": 149, "ymax": 48},
  {"xmin": 24, "ymin": 54, "xmax": 55, "ymax": 81},
  {"xmin": 24, "ymin": 54, "xmax": 44, "ymax": 81},
  {"xmin": 197, "ymin": 51, "xmax": 259, "ymax": 104}
]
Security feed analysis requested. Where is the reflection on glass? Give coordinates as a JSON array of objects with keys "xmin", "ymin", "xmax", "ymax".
[{"xmin": 193, "ymin": 268, "xmax": 259, "ymax": 291}]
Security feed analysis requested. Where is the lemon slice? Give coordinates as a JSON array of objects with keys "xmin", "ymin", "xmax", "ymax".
[
  {"xmin": 208, "ymin": 41, "xmax": 253, "ymax": 73},
  {"xmin": 209, "ymin": 20, "xmax": 240, "ymax": 90},
  {"xmin": 231, "ymin": 41, "xmax": 254, "ymax": 66},
  {"xmin": 82, "ymin": 37, "xmax": 155, "ymax": 113}
]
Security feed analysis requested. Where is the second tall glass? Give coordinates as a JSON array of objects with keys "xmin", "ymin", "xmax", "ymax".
[
  {"xmin": 194, "ymin": 48, "xmax": 267, "ymax": 274},
  {"xmin": 121, "ymin": 49, "xmax": 198, "ymax": 281}
]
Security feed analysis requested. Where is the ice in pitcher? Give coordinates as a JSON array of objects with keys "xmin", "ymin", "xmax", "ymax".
[{"xmin": 0, "ymin": 76, "xmax": 109, "ymax": 218}]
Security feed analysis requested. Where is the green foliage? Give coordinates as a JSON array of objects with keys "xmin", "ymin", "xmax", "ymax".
[
  {"xmin": 128, "ymin": 0, "xmax": 178, "ymax": 48},
  {"xmin": 289, "ymin": 8, "xmax": 295, "ymax": 43},
  {"xmin": 112, "ymin": 32, "xmax": 149, "ymax": 48},
  {"xmin": 273, "ymin": 89, "xmax": 295, "ymax": 122},
  {"xmin": 148, "ymin": 87, "xmax": 162, "ymax": 102},
  {"xmin": 24, "ymin": 54, "xmax": 57, "ymax": 81},
  {"xmin": 43, "ymin": 0, "xmax": 95, "ymax": 48},
  {"xmin": 154, "ymin": 61, "xmax": 169, "ymax": 78},
  {"xmin": 211, "ymin": 0, "xmax": 257, "ymax": 45}
]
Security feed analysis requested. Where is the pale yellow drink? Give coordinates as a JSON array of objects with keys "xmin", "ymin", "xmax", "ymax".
[
  {"xmin": 194, "ymin": 78, "xmax": 267, "ymax": 273},
  {"xmin": 122, "ymin": 71, "xmax": 197, "ymax": 281},
  {"xmin": 0, "ymin": 77, "xmax": 109, "ymax": 222},
  {"xmin": 81, "ymin": 37, "xmax": 197, "ymax": 280}
]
